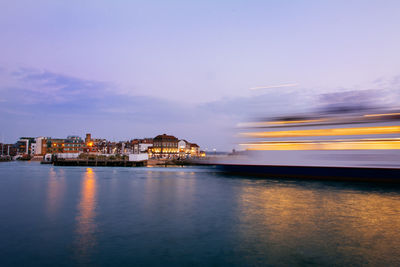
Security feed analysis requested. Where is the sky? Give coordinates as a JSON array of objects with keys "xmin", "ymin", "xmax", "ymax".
[{"xmin": 1, "ymin": 0, "xmax": 400, "ymax": 150}]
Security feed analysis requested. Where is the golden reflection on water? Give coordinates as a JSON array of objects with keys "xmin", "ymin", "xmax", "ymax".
[
  {"xmin": 75, "ymin": 168, "xmax": 97, "ymax": 261},
  {"xmin": 236, "ymin": 183, "xmax": 400, "ymax": 264},
  {"xmin": 46, "ymin": 168, "xmax": 66, "ymax": 219}
]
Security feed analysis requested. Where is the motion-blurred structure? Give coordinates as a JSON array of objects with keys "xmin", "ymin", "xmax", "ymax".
[{"xmin": 212, "ymin": 92, "xmax": 400, "ymax": 181}]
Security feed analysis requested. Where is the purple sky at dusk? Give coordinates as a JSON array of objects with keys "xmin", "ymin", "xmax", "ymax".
[{"xmin": 1, "ymin": 0, "xmax": 400, "ymax": 150}]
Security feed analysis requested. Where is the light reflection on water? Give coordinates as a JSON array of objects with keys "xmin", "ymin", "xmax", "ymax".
[
  {"xmin": 235, "ymin": 181, "xmax": 400, "ymax": 265},
  {"xmin": 74, "ymin": 168, "xmax": 97, "ymax": 263},
  {"xmin": 46, "ymin": 167, "xmax": 66, "ymax": 219},
  {"xmin": 0, "ymin": 162, "xmax": 399, "ymax": 266}
]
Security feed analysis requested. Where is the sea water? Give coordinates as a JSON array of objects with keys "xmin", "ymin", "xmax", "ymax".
[{"xmin": 0, "ymin": 161, "xmax": 399, "ymax": 266}]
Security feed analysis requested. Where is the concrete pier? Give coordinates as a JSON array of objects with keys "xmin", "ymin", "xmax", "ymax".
[{"xmin": 53, "ymin": 158, "xmax": 147, "ymax": 167}]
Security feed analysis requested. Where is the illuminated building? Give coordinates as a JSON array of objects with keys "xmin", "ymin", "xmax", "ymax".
[
  {"xmin": 46, "ymin": 139, "xmax": 65, "ymax": 153},
  {"xmin": 177, "ymin": 140, "xmax": 202, "ymax": 158},
  {"xmin": 64, "ymin": 136, "xmax": 84, "ymax": 153},
  {"xmin": 150, "ymin": 134, "xmax": 179, "ymax": 158},
  {"xmin": 85, "ymin": 133, "xmax": 92, "ymax": 144},
  {"xmin": 45, "ymin": 136, "xmax": 84, "ymax": 154},
  {"xmin": 84, "ymin": 133, "xmax": 100, "ymax": 154},
  {"xmin": 190, "ymin": 143, "xmax": 200, "ymax": 157},
  {"xmin": 178, "ymin": 140, "xmax": 191, "ymax": 157}
]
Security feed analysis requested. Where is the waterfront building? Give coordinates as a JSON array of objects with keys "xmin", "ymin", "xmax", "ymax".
[
  {"xmin": 177, "ymin": 140, "xmax": 202, "ymax": 158},
  {"xmin": 0, "ymin": 143, "xmax": 17, "ymax": 156},
  {"xmin": 178, "ymin": 140, "xmax": 191, "ymax": 158},
  {"xmin": 8, "ymin": 133, "xmax": 203, "ymax": 159},
  {"xmin": 85, "ymin": 133, "xmax": 92, "ymax": 144},
  {"xmin": 150, "ymin": 134, "xmax": 179, "ymax": 158},
  {"xmin": 16, "ymin": 137, "xmax": 35, "ymax": 155},
  {"xmin": 121, "ymin": 141, "xmax": 134, "ymax": 155},
  {"xmin": 95, "ymin": 139, "xmax": 109, "ymax": 154},
  {"xmin": 84, "ymin": 133, "xmax": 100, "ymax": 154},
  {"xmin": 103, "ymin": 141, "xmax": 118, "ymax": 154},
  {"xmin": 39, "ymin": 136, "xmax": 84, "ymax": 159},
  {"xmin": 135, "ymin": 143, "xmax": 153, "ymax": 154},
  {"xmin": 46, "ymin": 138, "xmax": 65, "ymax": 153},
  {"xmin": 64, "ymin": 136, "xmax": 84, "ymax": 153},
  {"xmin": 43, "ymin": 136, "xmax": 84, "ymax": 154},
  {"xmin": 190, "ymin": 143, "xmax": 200, "ymax": 157},
  {"xmin": 132, "ymin": 138, "xmax": 153, "ymax": 154},
  {"xmin": 34, "ymin": 137, "xmax": 47, "ymax": 155}
]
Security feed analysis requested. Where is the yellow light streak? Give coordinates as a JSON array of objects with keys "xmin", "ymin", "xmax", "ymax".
[
  {"xmin": 241, "ymin": 139, "xmax": 400, "ymax": 150},
  {"xmin": 268, "ymin": 119, "xmax": 326, "ymax": 125},
  {"xmin": 241, "ymin": 126, "xmax": 400, "ymax": 138},
  {"xmin": 238, "ymin": 119, "xmax": 326, "ymax": 128},
  {"xmin": 364, "ymin": 112, "xmax": 400, "ymax": 117}
]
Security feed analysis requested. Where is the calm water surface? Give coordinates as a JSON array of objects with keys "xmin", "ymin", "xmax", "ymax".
[{"xmin": 1, "ymin": 161, "xmax": 400, "ymax": 266}]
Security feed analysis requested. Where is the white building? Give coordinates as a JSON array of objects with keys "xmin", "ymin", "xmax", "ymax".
[
  {"xmin": 34, "ymin": 137, "xmax": 46, "ymax": 155},
  {"xmin": 134, "ymin": 143, "xmax": 153, "ymax": 154},
  {"xmin": 178, "ymin": 140, "xmax": 192, "ymax": 157}
]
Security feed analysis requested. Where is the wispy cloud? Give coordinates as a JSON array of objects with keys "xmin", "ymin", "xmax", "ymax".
[
  {"xmin": 2, "ymin": 67, "xmax": 400, "ymax": 150},
  {"xmin": 0, "ymin": 67, "xmax": 236, "ymax": 148},
  {"xmin": 10, "ymin": 68, "xmax": 114, "ymax": 104},
  {"xmin": 249, "ymin": 83, "xmax": 298, "ymax": 90}
]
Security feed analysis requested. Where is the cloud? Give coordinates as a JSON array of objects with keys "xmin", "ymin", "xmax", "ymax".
[
  {"xmin": 249, "ymin": 83, "xmax": 298, "ymax": 90},
  {"xmin": 2, "ymin": 67, "xmax": 400, "ymax": 150},
  {"xmin": 1, "ymin": 68, "xmax": 178, "ymax": 117},
  {"xmin": 9, "ymin": 68, "xmax": 113, "ymax": 104},
  {"xmin": 0, "ymin": 67, "xmax": 327, "ymax": 148},
  {"xmin": 0, "ymin": 67, "xmax": 236, "ymax": 149}
]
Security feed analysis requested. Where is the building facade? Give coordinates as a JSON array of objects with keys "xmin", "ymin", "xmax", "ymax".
[
  {"xmin": 150, "ymin": 134, "xmax": 179, "ymax": 158},
  {"xmin": 34, "ymin": 137, "xmax": 47, "ymax": 155},
  {"xmin": 64, "ymin": 136, "xmax": 84, "ymax": 153},
  {"xmin": 132, "ymin": 138, "xmax": 153, "ymax": 154},
  {"xmin": 16, "ymin": 137, "xmax": 35, "ymax": 155},
  {"xmin": 190, "ymin": 143, "xmax": 200, "ymax": 157},
  {"xmin": 46, "ymin": 138, "xmax": 65, "ymax": 154},
  {"xmin": 178, "ymin": 140, "xmax": 201, "ymax": 158},
  {"xmin": 0, "ymin": 143, "xmax": 17, "ymax": 157}
]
